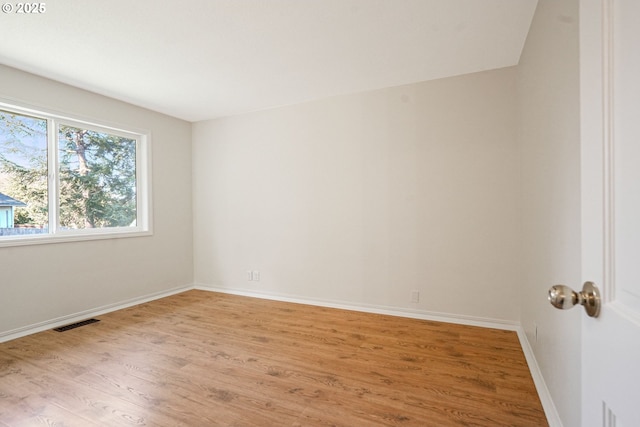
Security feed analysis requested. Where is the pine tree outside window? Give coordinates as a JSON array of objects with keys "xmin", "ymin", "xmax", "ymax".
[{"xmin": 0, "ymin": 100, "xmax": 151, "ymax": 246}]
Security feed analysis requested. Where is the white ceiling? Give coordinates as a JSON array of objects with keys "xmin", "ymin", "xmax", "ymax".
[{"xmin": 0, "ymin": 0, "xmax": 537, "ymax": 122}]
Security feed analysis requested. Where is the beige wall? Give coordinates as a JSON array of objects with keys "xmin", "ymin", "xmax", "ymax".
[
  {"xmin": 517, "ymin": 0, "xmax": 582, "ymax": 425},
  {"xmin": 0, "ymin": 65, "xmax": 193, "ymax": 336},
  {"xmin": 193, "ymin": 67, "xmax": 521, "ymax": 322}
]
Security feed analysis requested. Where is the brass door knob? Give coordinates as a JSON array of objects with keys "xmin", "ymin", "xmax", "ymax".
[{"xmin": 548, "ymin": 281, "xmax": 601, "ymax": 318}]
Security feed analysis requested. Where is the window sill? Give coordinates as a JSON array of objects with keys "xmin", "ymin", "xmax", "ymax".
[{"xmin": 0, "ymin": 228, "xmax": 152, "ymax": 247}]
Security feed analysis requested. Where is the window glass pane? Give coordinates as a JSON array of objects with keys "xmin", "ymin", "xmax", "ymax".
[
  {"xmin": 58, "ymin": 125, "xmax": 137, "ymax": 230},
  {"xmin": 0, "ymin": 110, "xmax": 48, "ymax": 236}
]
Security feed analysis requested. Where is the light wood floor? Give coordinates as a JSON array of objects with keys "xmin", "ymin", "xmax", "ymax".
[{"xmin": 0, "ymin": 290, "xmax": 547, "ymax": 426}]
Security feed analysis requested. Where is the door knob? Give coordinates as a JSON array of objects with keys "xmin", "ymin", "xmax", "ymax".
[{"xmin": 548, "ymin": 281, "xmax": 601, "ymax": 318}]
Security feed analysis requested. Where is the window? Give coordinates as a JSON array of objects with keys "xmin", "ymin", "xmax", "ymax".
[{"xmin": 0, "ymin": 101, "xmax": 150, "ymax": 245}]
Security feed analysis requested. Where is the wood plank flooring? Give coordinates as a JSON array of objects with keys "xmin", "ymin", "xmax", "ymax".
[{"xmin": 0, "ymin": 290, "xmax": 548, "ymax": 426}]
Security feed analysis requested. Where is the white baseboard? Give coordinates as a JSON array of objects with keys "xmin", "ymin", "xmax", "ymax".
[
  {"xmin": 0, "ymin": 284, "xmax": 193, "ymax": 343},
  {"xmin": 516, "ymin": 327, "xmax": 564, "ymax": 427},
  {"xmin": 193, "ymin": 283, "xmax": 520, "ymax": 330}
]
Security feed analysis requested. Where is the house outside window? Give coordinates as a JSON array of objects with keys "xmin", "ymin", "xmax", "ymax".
[{"xmin": 0, "ymin": 192, "xmax": 26, "ymax": 229}]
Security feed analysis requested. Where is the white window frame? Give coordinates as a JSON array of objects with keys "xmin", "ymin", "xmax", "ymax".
[{"xmin": 0, "ymin": 99, "xmax": 152, "ymax": 247}]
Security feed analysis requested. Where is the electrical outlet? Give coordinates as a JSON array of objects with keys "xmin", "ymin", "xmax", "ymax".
[
  {"xmin": 247, "ymin": 270, "xmax": 253, "ymax": 281},
  {"xmin": 411, "ymin": 290, "xmax": 420, "ymax": 303},
  {"xmin": 252, "ymin": 270, "xmax": 260, "ymax": 281}
]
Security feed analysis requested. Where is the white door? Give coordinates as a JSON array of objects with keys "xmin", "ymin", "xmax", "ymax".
[{"xmin": 580, "ymin": 1, "xmax": 640, "ymax": 426}]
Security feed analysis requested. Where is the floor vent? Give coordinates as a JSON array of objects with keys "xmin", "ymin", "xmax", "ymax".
[{"xmin": 53, "ymin": 318, "xmax": 100, "ymax": 332}]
